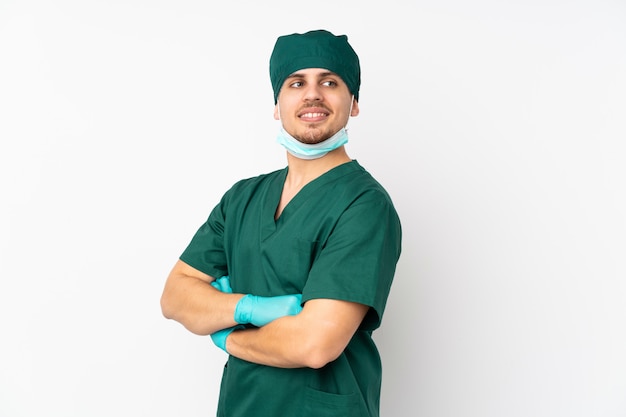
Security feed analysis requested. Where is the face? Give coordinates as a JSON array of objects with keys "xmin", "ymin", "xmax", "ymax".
[{"xmin": 274, "ymin": 68, "xmax": 359, "ymax": 144}]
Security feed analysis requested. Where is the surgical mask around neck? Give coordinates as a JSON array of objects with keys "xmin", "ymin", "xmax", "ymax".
[
  {"xmin": 275, "ymin": 97, "xmax": 353, "ymax": 160},
  {"xmin": 276, "ymin": 127, "xmax": 349, "ymax": 160}
]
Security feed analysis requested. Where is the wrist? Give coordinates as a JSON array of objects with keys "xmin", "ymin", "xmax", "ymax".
[{"xmin": 234, "ymin": 294, "xmax": 256, "ymax": 324}]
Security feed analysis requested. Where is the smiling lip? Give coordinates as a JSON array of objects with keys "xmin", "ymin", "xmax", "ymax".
[{"xmin": 298, "ymin": 107, "xmax": 330, "ymax": 122}]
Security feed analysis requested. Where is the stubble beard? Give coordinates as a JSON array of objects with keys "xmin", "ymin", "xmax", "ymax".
[
  {"xmin": 294, "ymin": 125, "xmax": 332, "ymax": 145},
  {"xmin": 292, "ymin": 103, "xmax": 335, "ymax": 144}
]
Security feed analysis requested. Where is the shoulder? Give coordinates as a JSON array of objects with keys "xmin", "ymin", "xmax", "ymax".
[
  {"xmin": 231, "ymin": 168, "xmax": 285, "ymax": 189},
  {"xmin": 315, "ymin": 161, "xmax": 401, "ymax": 235},
  {"xmin": 333, "ymin": 161, "xmax": 397, "ymax": 208},
  {"xmin": 222, "ymin": 167, "xmax": 285, "ymax": 199}
]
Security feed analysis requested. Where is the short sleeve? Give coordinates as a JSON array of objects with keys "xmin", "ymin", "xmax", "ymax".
[
  {"xmin": 302, "ymin": 190, "xmax": 402, "ymax": 331},
  {"xmin": 179, "ymin": 193, "xmax": 229, "ymax": 279}
]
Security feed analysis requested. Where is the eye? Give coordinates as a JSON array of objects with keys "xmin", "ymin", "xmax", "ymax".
[
  {"xmin": 322, "ymin": 80, "xmax": 338, "ymax": 87},
  {"xmin": 289, "ymin": 81, "xmax": 304, "ymax": 88}
]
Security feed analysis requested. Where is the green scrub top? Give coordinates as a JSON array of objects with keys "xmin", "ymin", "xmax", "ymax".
[{"xmin": 180, "ymin": 160, "xmax": 402, "ymax": 417}]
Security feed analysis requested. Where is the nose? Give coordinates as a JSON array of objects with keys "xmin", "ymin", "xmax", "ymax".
[{"xmin": 302, "ymin": 83, "xmax": 323, "ymax": 102}]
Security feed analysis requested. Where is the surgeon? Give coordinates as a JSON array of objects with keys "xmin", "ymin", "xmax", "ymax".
[{"xmin": 160, "ymin": 29, "xmax": 402, "ymax": 417}]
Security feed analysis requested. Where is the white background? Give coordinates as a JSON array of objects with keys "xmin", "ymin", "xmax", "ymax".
[{"xmin": 1, "ymin": 1, "xmax": 625, "ymax": 416}]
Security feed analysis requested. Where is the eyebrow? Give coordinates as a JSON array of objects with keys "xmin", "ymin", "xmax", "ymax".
[{"xmin": 286, "ymin": 70, "xmax": 338, "ymax": 79}]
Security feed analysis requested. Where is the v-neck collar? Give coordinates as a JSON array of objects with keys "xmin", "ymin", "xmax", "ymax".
[{"xmin": 260, "ymin": 161, "xmax": 360, "ymax": 240}]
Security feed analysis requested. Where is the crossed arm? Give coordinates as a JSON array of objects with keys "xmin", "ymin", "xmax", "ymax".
[
  {"xmin": 226, "ymin": 298, "xmax": 368, "ymax": 369},
  {"xmin": 160, "ymin": 260, "xmax": 244, "ymax": 335},
  {"xmin": 160, "ymin": 260, "xmax": 368, "ymax": 369}
]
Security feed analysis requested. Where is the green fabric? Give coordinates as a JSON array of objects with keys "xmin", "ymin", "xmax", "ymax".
[
  {"xmin": 180, "ymin": 160, "xmax": 401, "ymax": 417},
  {"xmin": 269, "ymin": 29, "xmax": 361, "ymax": 104}
]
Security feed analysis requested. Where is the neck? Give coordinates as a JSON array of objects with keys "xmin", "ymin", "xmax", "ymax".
[{"xmin": 285, "ymin": 146, "xmax": 351, "ymax": 186}]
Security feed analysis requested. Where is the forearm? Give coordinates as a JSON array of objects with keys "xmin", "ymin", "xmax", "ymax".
[
  {"xmin": 226, "ymin": 299, "xmax": 368, "ymax": 369},
  {"xmin": 160, "ymin": 261, "xmax": 244, "ymax": 335},
  {"xmin": 226, "ymin": 316, "xmax": 313, "ymax": 368}
]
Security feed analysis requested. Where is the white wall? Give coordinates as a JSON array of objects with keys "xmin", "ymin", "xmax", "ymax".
[{"xmin": 1, "ymin": 1, "xmax": 624, "ymax": 416}]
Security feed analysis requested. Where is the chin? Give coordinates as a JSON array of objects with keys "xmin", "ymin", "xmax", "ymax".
[{"xmin": 297, "ymin": 131, "xmax": 330, "ymax": 145}]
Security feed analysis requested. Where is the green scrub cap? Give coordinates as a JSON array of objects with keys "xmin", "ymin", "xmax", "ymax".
[{"xmin": 269, "ymin": 29, "xmax": 361, "ymax": 104}]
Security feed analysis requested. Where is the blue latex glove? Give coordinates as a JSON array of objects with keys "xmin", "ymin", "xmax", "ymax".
[
  {"xmin": 211, "ymin": 275, "xmax": 233, "ymax": 293},
  {"xmin": 211, "ymin": 275, "xmax": 303, "ymax": 327},
  {"xmin": 211, "ymin": 324, "xmax": 245, "ymax": 353},
  {"xmin": 234, "ymin": 294, "xmax": 303, "ymax": 327}
]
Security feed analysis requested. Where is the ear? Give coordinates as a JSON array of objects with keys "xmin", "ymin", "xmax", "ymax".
[
  {"xmin": 350, "ymin": 98, "xmax": 360, "ymax": 117},
  {"xmin": 273, "ymin": 104, "xmax": 280, "ymax": 120}
]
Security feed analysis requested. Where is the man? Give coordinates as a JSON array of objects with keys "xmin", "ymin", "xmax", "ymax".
[{"xmin": 161, "ymin": 29, "xmax": 402, "ymax": 417}]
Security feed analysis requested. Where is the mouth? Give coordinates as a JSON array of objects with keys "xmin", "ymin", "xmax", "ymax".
[{"xmin": 298, "ymin": 107, "xmax": 330, "ymax": 122}]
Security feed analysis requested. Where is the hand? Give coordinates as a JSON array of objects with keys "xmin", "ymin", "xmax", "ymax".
[
  {"xmin": 211, "ymin": 324, "xmax": 245, "ymax": 353},
  {"xmin": 211, "ymin": 275, "xmax": 303, "ymax": 327},
  {"xmin": 211, "ymin": 275, "xmax": 233, "ymax": 293},
  {"xmin": 234, "ymin": 294, "xmax": 303, "ymax": 327}
]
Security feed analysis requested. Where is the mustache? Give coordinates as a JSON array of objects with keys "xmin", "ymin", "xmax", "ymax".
[{"xmin": 299, "ymin": 103, "xmax": 331, "ymax": 112}]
